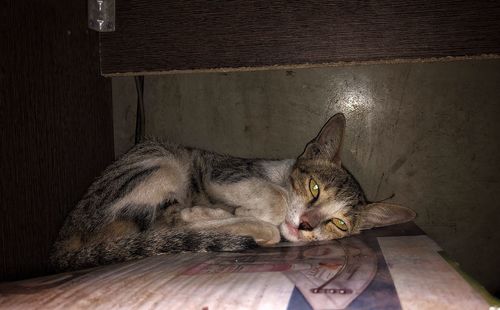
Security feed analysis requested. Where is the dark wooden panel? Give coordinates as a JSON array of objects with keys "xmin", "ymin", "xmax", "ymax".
[
  {"xmin": 100, "ymin": 0, "xmax": 500, "ymax": 76},
  {"xmin": 0, "ymin": 1, "xmax": 114, "ymax": 281}
]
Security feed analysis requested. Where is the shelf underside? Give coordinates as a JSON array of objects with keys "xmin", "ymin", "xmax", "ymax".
[{"xmin": 100, "ymin": 0, "xmax": 500, "ymax": 76}]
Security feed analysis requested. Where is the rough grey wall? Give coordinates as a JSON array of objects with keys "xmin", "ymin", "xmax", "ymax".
[{"xmin": 112, "ymin": 60, "xmax": 500, "ymax": 294}]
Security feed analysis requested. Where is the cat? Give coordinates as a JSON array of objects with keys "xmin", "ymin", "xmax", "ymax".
[{"xmin": 50, "ymin": 113, "xmax": 416, "ymax": 271}]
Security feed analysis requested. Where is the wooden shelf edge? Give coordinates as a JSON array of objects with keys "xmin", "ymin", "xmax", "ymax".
[{"xmin": 101, "ymin": 54, "xmax": 500, "ymax": 77}]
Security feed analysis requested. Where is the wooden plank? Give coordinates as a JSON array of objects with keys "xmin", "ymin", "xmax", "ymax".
[
  {"xmin": 0, "ymin": 1, "xmax": 114, "ymax": 281},
  {"xmin": 378, "ymin": 236, "xmax": 489, "ymax": 310},
  {"xmin": 100, "ymin": 0, "xmax": 500, "ymax": 76}
]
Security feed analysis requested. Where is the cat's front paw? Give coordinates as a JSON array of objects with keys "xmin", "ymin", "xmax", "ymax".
[
  {"xmin": 254, "ymin": 222, "xmax": 281, "ymax": 246},
  {"xmin": 181, "ymin": 206, "xmax": 233, "ymax": 222}
]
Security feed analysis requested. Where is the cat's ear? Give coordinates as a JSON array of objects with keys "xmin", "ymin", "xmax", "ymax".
[
  {"xmin": 357, "ymin": 203, "xmax": 416, "ymax": 230},
  {"xmin": 300, "ymin": 113, "xmax": 346, "ymax": 165}
]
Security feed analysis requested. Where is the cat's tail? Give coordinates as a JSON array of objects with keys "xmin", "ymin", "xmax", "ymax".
[{"xmin": 50, "ymin": 228, "xmax": 257, "ymax": 272}]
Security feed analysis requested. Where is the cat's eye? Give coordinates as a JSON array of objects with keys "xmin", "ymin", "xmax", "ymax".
[
  {"xmin": 330, "ymin": 218, "xmax": 348, "ymax": 231},
  {"xmin": 309, "ymin": 178, "xmax": 320, "ymax": 199}
]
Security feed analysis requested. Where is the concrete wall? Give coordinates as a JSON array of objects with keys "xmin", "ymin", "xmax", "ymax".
[{"xmin": 112, "ymin": 59, "xmax": 500, "ymax": 294}]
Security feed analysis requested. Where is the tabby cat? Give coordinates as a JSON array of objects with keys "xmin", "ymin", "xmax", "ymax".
[{"xmin": 51, "ymin": 113, "xmax": 415, "ymax": 271}]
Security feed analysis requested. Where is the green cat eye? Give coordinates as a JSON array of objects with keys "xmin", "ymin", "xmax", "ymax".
[
  {"xmin": 331, "ymin": 218, "xmax": 348, "ymax": 231},
  {"xmin": 309, "ymin": 178, "xmax": 320, "ymax": 199}
]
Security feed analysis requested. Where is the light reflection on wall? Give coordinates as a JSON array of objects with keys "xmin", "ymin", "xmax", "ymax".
[
  {"xmin": 326, "ymin": 78, "xmax": 375, "ymax": 153},
  {"xmin": 339, "ymin": 88, "xmax": 373, "ymax": 113}
]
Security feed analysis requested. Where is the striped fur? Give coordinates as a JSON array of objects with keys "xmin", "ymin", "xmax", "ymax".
[
  {"xmin": 51, "ymin": 141, "xmax": 286, "ymax": 271},
  {"xmin": 52, "ymin": 228, "xmax": 257, "ymax": 271}
]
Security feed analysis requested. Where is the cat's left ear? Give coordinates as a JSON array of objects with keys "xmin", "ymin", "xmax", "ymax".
[
  {"xmin": 357, "ymin": 203, "xmax": 416, "ymax": 230},
  {"xmin": 300, "ymin": 113, "xmax": 346, "ymax": 165}
]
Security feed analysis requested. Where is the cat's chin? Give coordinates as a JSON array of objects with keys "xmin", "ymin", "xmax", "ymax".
[{"xmin": 279, "ymin": 221, "xmax": 301, "ymax": 242}]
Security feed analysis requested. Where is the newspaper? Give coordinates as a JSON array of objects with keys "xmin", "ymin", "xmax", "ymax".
[{"xmin": 180, "ymin": 238, "xmax": 377, "ymax": 310}]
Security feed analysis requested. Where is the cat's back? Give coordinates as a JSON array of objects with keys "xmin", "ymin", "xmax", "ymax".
[{"xmin": 59, "ymin": 140, "xmax": 194, "ymax": 235}]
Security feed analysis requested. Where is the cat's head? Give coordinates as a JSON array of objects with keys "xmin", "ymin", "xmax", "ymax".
[{"xmin": 280, "ymin": 113, "xmax": 416, "ymax": 242}]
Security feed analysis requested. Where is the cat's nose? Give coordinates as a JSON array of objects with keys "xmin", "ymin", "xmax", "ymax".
[{"xmin": 298, "ymin": 220, "xmax": 313, "ymax": 231}]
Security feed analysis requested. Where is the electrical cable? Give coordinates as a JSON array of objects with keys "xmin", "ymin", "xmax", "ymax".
[{"xmin": 134, "ymin": 76, "xmax": 145, "ymax": 144}]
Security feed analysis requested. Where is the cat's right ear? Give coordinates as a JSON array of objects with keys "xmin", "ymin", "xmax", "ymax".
[{"xmin": 299, "ymin": 113, "xmax": 346, "ymax": 165}]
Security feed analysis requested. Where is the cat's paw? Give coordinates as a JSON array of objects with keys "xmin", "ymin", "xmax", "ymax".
[
  {"xmin": 253, "ymin": 222, "xmax": 281, "ymax": 246},
  {"xmin": 181, "ymin": 206, "xmax": 233, "ymax": 222}
]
